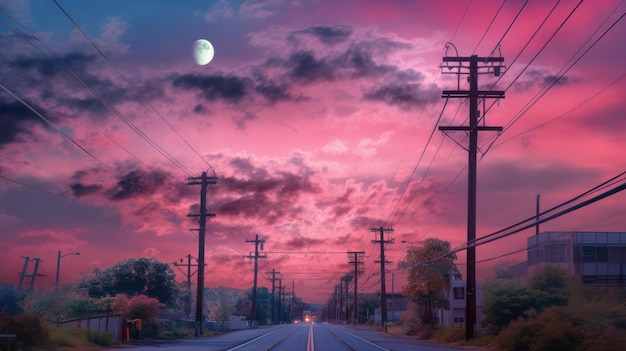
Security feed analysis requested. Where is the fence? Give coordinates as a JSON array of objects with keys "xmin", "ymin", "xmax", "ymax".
[{"xmin": 57, "ymin": 313, "xmax": 124, "ymax": 343}]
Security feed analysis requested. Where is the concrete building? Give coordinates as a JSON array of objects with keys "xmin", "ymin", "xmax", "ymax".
[
  {"xmin": 439, "ymin": 275, "xmax": 484, "ymax": 328},
  {"xmin": 527, "ymin": 231, "xmax": 626, "ymax": 287}
]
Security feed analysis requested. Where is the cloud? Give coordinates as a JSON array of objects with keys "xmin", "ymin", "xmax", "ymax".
[
  {"xmin": 204, "ymin": 0, "xmax": 235, "ymax": 21},
  {"xmin": 0, "ymin": 101, "xmax": 41, "ymax": 147},
  {"xmin": 172, "ymin": 73, "xmax": 253, "ymax": 104},
  {"xmin": 296, "ymin": 25, "xmax": 353, "ymax": 45},
  {"xmin": 283, "ymin": 235, "xmax": 325, "ymax": 249},
  {"xmin": 320, "ymin": 139, "xmax": 349, "ymax": 155},
  {"xmin": 363, "ymin": 82, "xmax": 438, "ymax": 109}
]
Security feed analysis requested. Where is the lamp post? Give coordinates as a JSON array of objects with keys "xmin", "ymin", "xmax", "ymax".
[{"xmin": 55, "ymin": 250, "xmax": 80, "ymax": 295}]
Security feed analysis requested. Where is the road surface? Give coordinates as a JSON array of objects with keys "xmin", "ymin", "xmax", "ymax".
[{"xmin": 105, "ymin": 323, "xmax": 463, "ymax": 351}]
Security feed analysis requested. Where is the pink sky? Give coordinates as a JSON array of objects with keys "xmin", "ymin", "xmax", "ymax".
[{"xmin": 0, "ymin": 0, "xmax": 625, "ymax": 304}]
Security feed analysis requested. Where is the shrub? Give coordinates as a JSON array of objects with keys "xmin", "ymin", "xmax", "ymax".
[
  {"xmin": 0, "ymin": 312, "xmax": 49, "ymax": 349},
  {"xmin": 86, "ymin": 329, "xmax": 113, "ymax": 346},
  {"xmin": 433, "ymin": 325, "xmax": 464, "ymax": 343}
]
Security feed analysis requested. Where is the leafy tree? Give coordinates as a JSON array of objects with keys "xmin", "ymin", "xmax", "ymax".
[
  {"xmin": 481, "ymin": 278, "xmax": 536, "ymax": 331},
  {"xmin": 481, "ymin": 265, "xmax": 570, "ymax": 331},
  {"xmin": 79, "ymin": 258, "xmax": 179, "ymax": 307},
  {"xmin": 0, "ymin": 284, "xmax": 24, "ymax": 315},
  {"xmin": 208, "ymin": 287, "xmax": 240, "ymax": 322},
  {"xmin": 398, "ymin": 238, "xmax": 457, "ymax": 328}
]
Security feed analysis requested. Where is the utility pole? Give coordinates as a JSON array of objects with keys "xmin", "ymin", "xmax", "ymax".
[
  {"xmin": 438, "ymin": 43, "xmax": 505, "ymax": 340},
  {"xmin": 28, "ymin": 258, "xmax": 44, "ymax": 292},
  {"xmin": 17, "ymin": 256, "xmax": 30, "ymax": 291},
  {"xmin": 17, "ymin": 257, "xmax": 45, "ymax": 292},
  {"xmin": 245, "ymin": 234, "xmax": 266, "ymax": 326},
  {"xmin": 265, "ymin": 269, "xmax": 280, "ymax": 324},
  {"xmin": 348, "ymin": 250, "xmax": 364, "ymax": 324},
  {"xmin": 291, "ymin": 280, "xmax": 296, "ymax": 322},
  {"xmin": 371, "ymin": 226, "xmax": 394, "ymax": 329},
  {"xmin": 173, "ymin": 254, "xmax": 200, "ymax": 319},
  {"xmin": 278, "ymin": 281, "xmax": 284, "ymax": 323},
  {"xmin": 187, "ymin": 171, "xmax": 217, "ymax": 336},
  {"xmin": 341, "ymin": 274, "xmax": 352, "ymax": 323},
  {"xmin": 536, "ymin": 194, "xmax": 540, "ymax": 235}
]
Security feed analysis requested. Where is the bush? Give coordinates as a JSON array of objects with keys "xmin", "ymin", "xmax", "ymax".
[
  {"xmin": 86, "ymin": 329, "xmax": 113, "ymax": 346},
  {"xmin": 433, "ymin": 325, "xmax": 464, "ymax": 343},
  {"xmin": 0, "ymin": 312, "xmax": 49, "ymax": 350},
  {"xmin": 497, "ymin": 305, "xmax": 626, "ymax": 351}
]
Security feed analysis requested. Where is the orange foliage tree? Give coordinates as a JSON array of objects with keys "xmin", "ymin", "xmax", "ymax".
[{"xmin": 398, "ymin": 238, "xmax": 457, "ymax": 327}]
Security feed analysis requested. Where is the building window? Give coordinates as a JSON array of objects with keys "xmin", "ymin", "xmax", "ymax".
[
  {"xmin": 453, "ymin": 287, "xmax": 465, "ymax": 300},
  {"xmin": 582, "ymin": 246, "xmax": 596, "ymax": 262},
  {"xmin": 597, "ymin": 247, "xmax": 608, "ymax": 262},
  {"xmin": 581, "ymin": 246, "xmax": 609, "ymax": 262},
  {"xmin": 454, "ymin": 317, "xmax": 464, "ymax": 323}
]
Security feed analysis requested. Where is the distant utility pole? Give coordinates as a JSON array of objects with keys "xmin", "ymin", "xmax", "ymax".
[
  {"xmin": 371, "ymin": 226, "xmax": 394, "ymax": 329},
  {"xmin": 277, "ymin": 281, "xmax": 284, "ymax": 323},
  {"xmin": 245, "ymin": 234, "xmax": 266, "ymax": 325},
  {"xmin": 265, "ymin": 269, "xmax": 280, "ymax": 324},
  {"xmin": 187, "ymin": 171, "xmax": 217, "ymax": 336},
  {"xmin": 341, "ymin": 274, "xmax": 352, "ymax": 323},
  {"xmin": 438, "ymin": 43, "xmax": 505, "ymax": 340},
  {"xmin": 348, "ymin": 250, "xmax": 364, "ymax": 324},
  {"xmin": 173, "ymin": 254, "xmax": 201, "ymax": 319},
  {"xmin": 17, "ymin": 256, "xmax": 45, "ymax": 292},
  {"xmin": 17, "ymin": 256, "xmax": 30, "ymax": 291},
  {"xmin": 536, "ymin": 194, "xmax": 541, "ymax": 235}
]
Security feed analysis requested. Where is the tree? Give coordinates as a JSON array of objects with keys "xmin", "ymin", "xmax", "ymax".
[
  {"xmin": 207, "ymin": 287, "xmax": 239, "ymax": 323},
  {"xmin": 0, "ymin": 284, "xmax": 23, "ymax": 315},
  {"xmin": 79, "ymin": 258, "xmax": 179, "ymax": 307},
  {"xmin": 481, "ymin": 265, "xmax": 570, "ymax": 331},
  {"xmin": 398, "ymin": 238, "xmax": 457, "ymax": 328}
]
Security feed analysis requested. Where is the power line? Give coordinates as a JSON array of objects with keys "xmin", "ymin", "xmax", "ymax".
[
  {"xmin": 0, "ymin": 10, "xmax": 195, "ymax": 176},
  {"xmin": 51, "ymin": 0, "xmax": 215, "ymax": 174},
  {"xmin": 426, "ymin": 172, "xmax": 626, "ymax": 263}
]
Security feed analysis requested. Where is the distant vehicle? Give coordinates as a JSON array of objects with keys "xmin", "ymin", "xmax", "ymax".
[
  {"xmin": 293, "ymin": 319, "xmax": 301, "ymax": 324},
  {"xmin": 303, "ymin": 310, "xmax": 312, "ymax": 323}
]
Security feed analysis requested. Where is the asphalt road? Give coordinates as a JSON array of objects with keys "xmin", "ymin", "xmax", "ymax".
[{"xmin": 104, "ymin": 323, "xmax": 464, "ymax": 351}]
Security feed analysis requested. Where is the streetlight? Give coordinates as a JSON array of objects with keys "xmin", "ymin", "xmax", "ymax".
[{"xmin": 55, "ymin": 250, "xmax": 80, "ymax": 295}]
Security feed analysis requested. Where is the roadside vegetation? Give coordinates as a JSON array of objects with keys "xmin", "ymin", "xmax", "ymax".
[{"xmin": 396, "ymin": 240, "xmax": 626, "ymax": 350}]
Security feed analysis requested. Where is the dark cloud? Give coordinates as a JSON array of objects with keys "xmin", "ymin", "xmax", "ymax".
[
  {"xmin": 105, "ymin": 169, "xmax": 168, "ymax": 201},
  {"xmin": 70, "ymin": 183, "xmax": 102, "ymax": 197},
  {"xmin": 350, "ymin": 215, "xmax": 385, "ymax": 229},
  {"xmin": 283, "ymin": 235, "xmax": 325, "ymax": 249},
  {"xmin": 297, "ymin": 25, "xmax": 353, "ymax": 45},
  {"xmin": 544, "ymin": 75, "xmax": 569, "ymax": 85},
  {"xmin": 332, "ymin": 234, "xmax": 353, "ymax": 246},
  {"xmin": 0, "ymin": 101, "xmax": 41, "ymax": 147},
  {"xmin": 512, "ymin": 69, "xmax": 571, "ymax": 92},
  {"xmin": 232, "ymin": 112, "xmax": 258, "ymax": 130},
  {"xmin": 363, "ymin": 82, "xmax": 438, "ymax": 109},
  {"xmin": 331, "ymin": 45, "xmax": 399, "ymax": 79},
  {"xmin": 288, "ymin": 51, "xmax": 334, "ymax": 81},
  {"xmin": 172, "ymin": 73, "xmax": 252, "ymax": 103},
  {"xmin": 14, "ymin": 52, "xmax": 96, "ymax": 77},
  {"xmin": 254, "ymin": 82, "xmax": 293, "ymax": 103},
  {"xmin": 333, "ymin": 205, "xmax": 351, "ymax": 217},
  {"xmin": 216, "ymin": 168, "xmax": 317, "ymax": 224}
]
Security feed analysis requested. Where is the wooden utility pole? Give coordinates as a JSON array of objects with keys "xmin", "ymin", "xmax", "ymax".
[
  {"xmin": 266, "ymin": 269, "xmax": 280, "ymax": 324},
  {"xmin": 438, "ymin": 44, "xmax": 504, "ymax": 340},
  {"xmin": 246, "ymin": 234, "xmax": 266, "ymax": 325},
  {"xmin": 187, "ymin": 171, "xmax": 217, "ymax": 336},
  {"xmin": 371, "ymin": 226, "xmax": 394, "ymax": 329},
  {"xmin": 347, "ymin": 251, "xmax": 364, "ymax": 324},
  {"xmin": 173, "ymin": 254, "xmax": 201, "ymax": 319}
]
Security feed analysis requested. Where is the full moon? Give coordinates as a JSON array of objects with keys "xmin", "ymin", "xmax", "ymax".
[{"xmin": 193, "ymin": 39, "xmax": 214, "ymax": 66}]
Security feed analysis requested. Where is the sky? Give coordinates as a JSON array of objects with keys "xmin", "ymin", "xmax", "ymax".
[{"xmin": 0, "ymin": 0, "xmax": 625, "ymax": 304}]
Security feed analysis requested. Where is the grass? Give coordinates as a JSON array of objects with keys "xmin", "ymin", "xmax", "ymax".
[{"xmin": 46, "ymin": 326, "xmax": 105, "ymax": 351}]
